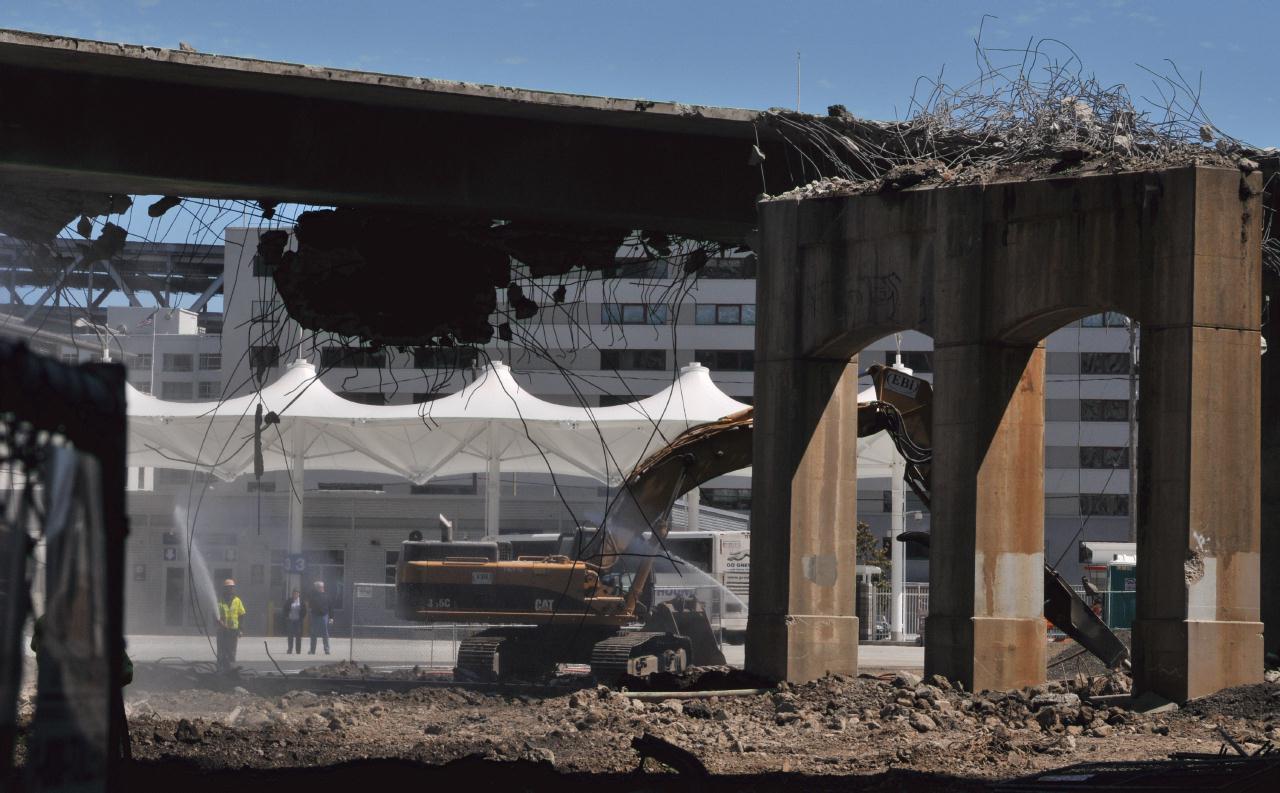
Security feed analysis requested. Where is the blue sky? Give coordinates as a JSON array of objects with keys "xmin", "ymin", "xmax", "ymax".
[{"xmin": 3, "ymin": 0, "xmax": 1277, "ymax": 144}]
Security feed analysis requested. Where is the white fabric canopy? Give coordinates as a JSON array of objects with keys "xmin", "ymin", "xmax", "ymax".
[
  {"xmin": 127, "ymin": 359, "xmax": 899, "ymax": 485},
  {"xmin": 126, "ymin": 360, "xmax": 761, "ymax": 486}
]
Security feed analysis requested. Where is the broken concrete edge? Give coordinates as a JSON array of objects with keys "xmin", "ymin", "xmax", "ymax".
[
  {"xmin": 0, "ymin": 28, "xmax": 778, "ymax": 137},
  {"xmin": 758, "ymin": 158, "xmax": 1252, "ymax": 203}
]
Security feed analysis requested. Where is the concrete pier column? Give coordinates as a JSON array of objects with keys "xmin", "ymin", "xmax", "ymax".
[
  {"xmin": 926, "ymin": 342, "xmax": 1046, "ymax": 692},
  {"xmin": 746, "ymin": 196, "xmax": 862, "ymax": 682},
  {"xmin": 745, "ymin": 356, "xmax": 862, "ymax": 682},
  {"xmin": 1134, "ymin": 324, "xmax": 1263, "ymax": 700}
]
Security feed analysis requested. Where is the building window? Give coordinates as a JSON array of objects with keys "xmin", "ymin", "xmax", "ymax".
[
  {"xmin": 697, "ymin": 255, "xmax": 757, "ymax": 279},
  {"xmin": 600, "ymin": 349, "xmax": 667, "ymax": 371},
  {"xmin": 695, "ymin": 304, "xmax": 756, "ymax": 325},
  {"xmin": 883, "ymin": 351, "xmax": 933, "ymax": 373},
  {"xmin": 251, "ymin": 253, "xmax": 276, "ymax": 277},
  {"xmin": 413, "ymin": 346, "xmax": 479, "ymax": 369},
  {"xmin": 132, "ymin": 380, "xmax": 152, "ymax": 395},
  {"xmin": 1080, "ymin": 352, "xmax": 1131, "ymax": 375},
  {"xmin": 694, "ymin": 349, "xmax": 754, "ymax": 371},
  {"xmin": 197, "ymin": 381, "xmax": 219, "ymax": 399},
  {"xmin": 701, "ymin": 488, "xmax": 752, "ymax": 511},
  {"xmin": 321, "ymin": 346, "xmax": 387, "ymax": 369},
  {"xmin": 1081, "ymin": 312, "xmax": 1129, "ymax": 328},
  {"xmin": 61, "ymin": 353, "xmax": 79, "ymax": 365},
  {"xmin": 250, "ymin": 345, "xmax": 280, "ymax": 371},
  {"xmin": 340, "ymin": 391, "xmax": 387, "ymax": 406},
  {"xmin": 411, "ymin": 475, "xmax": 479, "ymax": 495},
  {"xmin": 600, "ymin": 303, "xmax": 669, "ymax": 325},
  {"xmin": 1080, "ymin": 493, "xmax": 1129, "ymax": 516},
  {"xmin": 1079, "ymin": 446, "xmax": 1129, "ymax": 469},
  {"xmin": 1080, "ymin": 399, "xmax": 1129, "ymax": 422},
  {"xmin": 198, "ymin": 353, "xmax": 222, "ymax": 370},
  {"xmin": 412, "ymin": 392, "xmax": 444, "ymax": 403},
  {"xmin": 600, "ymin": 259, "xmax": 669, "ymax": 279},
  {"xmin": 162, "ymin": 353, "xmax": 193, "ymax": 372},
  {"xmin": 247, "ymin": 480, "xmax": 276, "ymax": 493},
  {"xmin": 160, "ymin": 381, "xmax": 194, "ymax": 400},
  {"xmin": 133, "ymin": 353, "xmax": 152, "ymax": 372}
]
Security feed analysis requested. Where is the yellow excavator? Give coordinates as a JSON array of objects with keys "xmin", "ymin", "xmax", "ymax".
[{"xmin": 396, "ymin": 363, "xmax": 1128, "ymax": 681}]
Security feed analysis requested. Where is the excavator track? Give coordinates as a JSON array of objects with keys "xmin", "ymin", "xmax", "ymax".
[
  {"xmin": 454, "ymin": 632, "xmax": 507, "ymax": 682},
  {"xmin": 455, "ymin": 627, "xmax": 563, "ymax": 682},
  {"xmin": 590, "ymin": 631, "xmax": 691, "ymax": 681}
]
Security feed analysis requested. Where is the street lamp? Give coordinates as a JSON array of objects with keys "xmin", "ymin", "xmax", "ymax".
[{"xmin": 73, "ymin": 318, "xmax": 125, "ymax": 363}]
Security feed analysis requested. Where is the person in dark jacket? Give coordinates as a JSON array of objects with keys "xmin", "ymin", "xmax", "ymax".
[
  {"xmin": 282, "ymin": 589, "xmax": 305, "ymax": 654},
  {"xmin": 305, "ymin": 580, "xmax": 332, "ymax": 655}
]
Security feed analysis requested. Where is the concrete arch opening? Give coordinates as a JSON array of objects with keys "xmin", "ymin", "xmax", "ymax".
[{"xmin": 746, "ymin": 166, "xmax": 1263, "ymax": 701}]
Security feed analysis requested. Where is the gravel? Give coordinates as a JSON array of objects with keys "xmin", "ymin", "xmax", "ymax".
[{"xmin": 102, "ymin": 665, "xmax": 1274, "ymax": 784}]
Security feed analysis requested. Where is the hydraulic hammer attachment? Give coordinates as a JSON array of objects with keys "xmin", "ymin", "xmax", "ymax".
[{"xmin": 1042, "ymin": 566, "xmax": 1131, "ymax": 670}]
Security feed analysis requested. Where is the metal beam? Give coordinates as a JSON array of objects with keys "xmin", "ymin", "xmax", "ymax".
[
  {"xmin": 187, "ymin": 273, "xmax": 223, "ymax": 313},
  {"xmin": 22, "ymin": 255, "xmax": 84, "ymax": 321},
  {"xmin": 89, "ymin": 285, "xmax": 115, "ymax": 308},
  {"xmin": 102, "ymin": 260, "xmax": 142, "ymax": 307}
]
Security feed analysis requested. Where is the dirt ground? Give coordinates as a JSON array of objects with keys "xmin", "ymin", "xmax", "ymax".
[{"xmin": 99, "ymin": 660, "xmax": 1280, "ymax": 791}]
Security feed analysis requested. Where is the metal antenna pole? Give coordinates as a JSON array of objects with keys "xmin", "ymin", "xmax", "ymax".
[{"xmin": 795, "ymin": 51, "xmax": 801, "ymax": 112}]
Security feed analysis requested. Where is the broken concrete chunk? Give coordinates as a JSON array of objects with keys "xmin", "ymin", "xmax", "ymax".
[{"xmin": 891, "ymin": 671, "xmax": 922, "ymax": 689}]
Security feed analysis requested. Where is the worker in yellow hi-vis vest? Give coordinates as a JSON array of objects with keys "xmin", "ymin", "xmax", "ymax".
[{"xmin": 216, "ymin": 578, "xmax": 246, "ymax": 673}]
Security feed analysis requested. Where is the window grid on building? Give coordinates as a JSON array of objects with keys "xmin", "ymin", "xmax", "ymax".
[
  {"xmin": 694, "ymin": 349, "xmax": 753, "ymax": 371},
  {"xmin": 600, "ymin": 349, "xmax": 667, "ymax": 371},
  {"xmin": 250, "ymin": 345, "xmax": 280, "ymax": 371},
  {"xmin": 160, "ymin": 381, "xmax": 194, "ymax": 400},
  {"xmin": 1080, "ymin": 399, "xmax": 1129, "ymax": 422},
  {"xmin": 1079, "ymin": 352, "xmax": 1131, "ymax": 375},
  {"xmin": 1079, "ymin": 446, "xmax": 1130, "ymax": 469},
  {"xmin": 413, "ymin": 346, "xmax": 479, "ymax": 369},
  {"xmin": 162, "ymin": 353, "xmax": 193, "ymax": 372},
  {"xmin": 1080, "ymin": 493, "xmax": 1128, "ymax": 516},
  {"xmin": 600, "ymin": 303, "xmax": 670, "ymax": 325},
  {"xmin": 198, "ymin": 353, "xmax": 222, "ymax": 370},
  {"xmin": 694, "ymin": 304, "xmax": 756, "ymax": 325}
]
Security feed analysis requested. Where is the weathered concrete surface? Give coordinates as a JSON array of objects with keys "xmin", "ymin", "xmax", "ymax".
[
  {"xmin": 751, "ymin": 167, "xmax": 1263, "ymax": 700},
  {"xmin": 0, "ymin": 29, "xmax": 803, "ymax": 240},
  {"xmin": 928, "ymin": 342, "xmax": 1046, "ymax": 692},
  {"xmin": 746, "ymin": 199, "xmax": 861, "ymax": 682}
]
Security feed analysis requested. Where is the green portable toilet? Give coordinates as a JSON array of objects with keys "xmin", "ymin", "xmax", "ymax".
[{"xmin": 1106, "ymin": 560, "xmax": 1136, "ymax": 629}]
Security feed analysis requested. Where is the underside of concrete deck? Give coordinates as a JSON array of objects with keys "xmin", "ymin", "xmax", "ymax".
[
  {"xmin": 747, "ymin": 166, "xmax": 1264, "ymax": 701},
  {"xmin": 0, "ymin": 29, "xmax": 810, "ymax": 241}
]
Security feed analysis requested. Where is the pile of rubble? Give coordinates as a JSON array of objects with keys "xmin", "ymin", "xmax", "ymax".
[{"xmin": 118, "ymin": 665, "xmax": 1278, "ymax": 779}]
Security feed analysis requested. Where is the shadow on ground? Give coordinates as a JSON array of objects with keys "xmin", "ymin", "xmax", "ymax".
[{"xmin": 116, "ymin": 755, "xmax": 987, "ymax": 793}]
